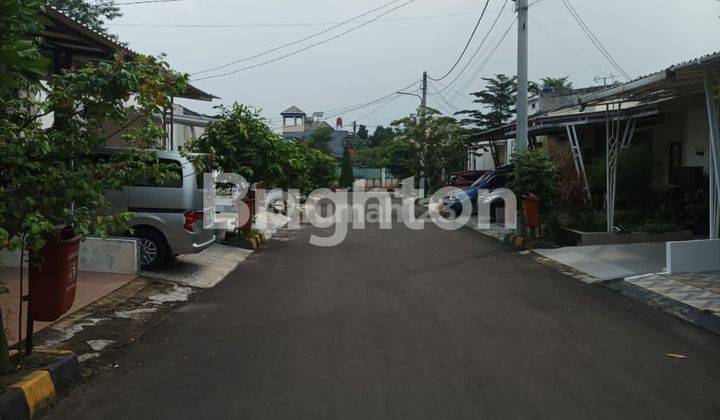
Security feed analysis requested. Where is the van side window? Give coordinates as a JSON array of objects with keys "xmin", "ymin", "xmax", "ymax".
[
  {"xmin": 150, "ymin": 159, "xmax": 183, "ymax": 188},
  {"xmin": 131, "ymin": 159, "xmax": 183, "ymax": 188}
]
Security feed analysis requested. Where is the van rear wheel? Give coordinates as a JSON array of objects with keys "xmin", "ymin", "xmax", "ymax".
[{"xmin": 135, "ymin": 229, "xmax": 169, "ymax": 271}]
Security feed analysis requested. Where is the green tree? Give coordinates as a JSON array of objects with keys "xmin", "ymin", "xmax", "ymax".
[
  {"xmin": 455, "ymin": 74, "xmax": 517, "ymax": 168},
  {"xmin": 355, "ymin": 145, "xmax": 387, "ymax": 168},
  {"xmin": 382, "ymin": 138, "xmax": 419, "ymax": 181},
  {"xmin": 338, "ymin": 143, "xmax": 355, "ymax": 188},
  {"xmin": 368, "ymin": 125, "xmax": 393, "ymax": 148},
  {"xmin": 1, "ymin": 0, "xmax": 187, "ymax": 367},
  {"xmin": 277, "ymin": 140, "xmax": 337, "ymax": 194},
  {"xmin": 392, "ymin": 106, "xmax": 464, "ymax": 191},
  {"xmin": 539, "ymin": 76, "xmax": 573, "ymax": 94},
  {"xmin": 356, "ymin": 124, "xmax": 368, "ymax": 141},
  {"xmin": 190, "ymin": 103, "xmax": 286, "ymax": 185},
  {"xmin": 304, "ymin": 146, "xmax": 339, "ymax": 192},
  {"xmin": 48, "ymin": 0, "xmax": 121, "ymax": 39},
  {"xmin": 508, "ymin": 149, "xmax": 558, "ymax": 215},
  {"xmin": 308, "ymin": 124, "xmax": 334, "ymax": 154}
]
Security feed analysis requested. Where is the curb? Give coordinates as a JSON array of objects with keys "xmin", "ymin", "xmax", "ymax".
[
  {"xmin": 0, "ymin": 351, "xmax": 80, "ymax": 419},
  {"xmin": 525, "ymin": 250, "xmax": 720, "ymax": 336},
  {"xmin": 604, "ymin": 279, "xmax": 720, "ymax": 336}
]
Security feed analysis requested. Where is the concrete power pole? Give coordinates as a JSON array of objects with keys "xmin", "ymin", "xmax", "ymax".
[
  {"xmin": 421, "ymin": 71, "xmax": 428, "ymax": 108},
  {"xmin": 515, "ymin": 0, "xmax": 529, "ymax": 152}
]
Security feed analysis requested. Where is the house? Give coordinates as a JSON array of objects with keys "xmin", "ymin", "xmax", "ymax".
[
  {"xmin": 469, "ymin": 51, "xmax": 720, "ymax": 272},
  {"xmin": 280, "ymin": 106, "xmax": 354, "ymax": 159},
  {"xmin": 40, "ymin": 7, "xmax": 217, "ymax": 150},
  {"xmin": 468, "ymin": 86, "xmax": 608, "ymax": 171}
]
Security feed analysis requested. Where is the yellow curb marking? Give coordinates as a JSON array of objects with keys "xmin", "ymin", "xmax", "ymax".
[{"xmin": 11, "ymin": 370, "xmax": 56, "ymax": 418}]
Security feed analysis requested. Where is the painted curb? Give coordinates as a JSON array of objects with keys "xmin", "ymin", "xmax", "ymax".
[{"xmin": 0, "ymin": 351, "xmax": 80, "ymax": 419}]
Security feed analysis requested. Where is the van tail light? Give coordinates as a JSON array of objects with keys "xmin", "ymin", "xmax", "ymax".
[{"xmin": 183, "ymin": 210, "xmax": 204, "ymax": 232}]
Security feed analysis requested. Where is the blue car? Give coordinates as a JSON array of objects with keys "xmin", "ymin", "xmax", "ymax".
[{"xmin": 443, "ymin": 165, "xmax": 513, "ymax": 217}]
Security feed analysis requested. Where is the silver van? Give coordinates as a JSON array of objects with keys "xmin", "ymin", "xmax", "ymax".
[{"xmin": 98, "ymin": 148, "xmax": 216, "ymax": 270}]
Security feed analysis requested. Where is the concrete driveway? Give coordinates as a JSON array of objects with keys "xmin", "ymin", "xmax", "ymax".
[{"xmin": 535, "ymin": 242, "xmax": 667, "ymax": 280}]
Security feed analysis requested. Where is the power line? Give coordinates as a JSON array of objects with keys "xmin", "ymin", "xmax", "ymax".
[
  {"xmin": 192, "ymin": 0, "xmax": 417, "ymax": 81},
  {"xmin": 191, "ymin": 0, "xmax": 406, "ymax": 77},
  {"xmin": 320, "ymin": 80, "xmax": 421, "ymax": 118},
  {"xmin": 433, "ymin": 91, "xmax": 461, "ymax": 113},
  {"xmin": 353, "ymin": 95, "xmax": 403, "ymax": 122},
  {"xmin": 435, "ymin": 0, "xmax": 510, "ymax": 94},
  {"xmin": 456, "ymin": 18, "xmax": 515, "ymax": 95},
  {"xmin": 429, "ymin": 79, "xmax": 476, "ymax": 104},
  {"xmin": 110, "ymin": 10, "xmax": 492, "ymax": 28},
  {"xmin": 529, "ymin": 15, "xmax": 607, "ymax": 75},
  {"xmin": 560, "ymin": 0, "xmax": 631, "ymax": 80},
  {"xmin": 429, "ymin": 0, "xmax": 491, "ymax": 82}
]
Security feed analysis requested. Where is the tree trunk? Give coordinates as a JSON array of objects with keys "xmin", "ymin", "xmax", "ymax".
[{"xmin": 0, "ymin": 309, "xmax": 10, "ymax": 374}]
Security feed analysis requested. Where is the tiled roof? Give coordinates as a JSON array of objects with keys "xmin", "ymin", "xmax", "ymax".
[
  {"xmin": 281, "ymin": 105, "xmax": 306, "ymax": 115},
  {"xmin": 43, "ymin": 7, "xmax": 218, "ymax": 101}
]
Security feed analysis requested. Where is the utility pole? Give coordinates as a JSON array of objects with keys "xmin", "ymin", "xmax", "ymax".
[
  {"xmin": 421, "ymin": 71, "xmax": 428, "ymax": 108},
  {"xmin": 514, "ymin": 0, "xmax": 529, "ymax": 152}
]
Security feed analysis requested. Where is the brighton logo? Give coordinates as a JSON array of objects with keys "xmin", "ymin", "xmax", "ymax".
[{"xmin": 203, "ymin": 173, "xmax": 517, "ymax": 247}]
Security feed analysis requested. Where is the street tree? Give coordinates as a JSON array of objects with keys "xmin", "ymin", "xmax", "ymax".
[
  {"xmin": 190, "ymin": 103, "xmax": 287, "ymax": 186},
  {"xmin": 392, "ymin": 107, "xmax": 464, "ymax": 191},
  {"xmin": 1, "ymin": 0, "xmax": 188, "ymax": 368}
]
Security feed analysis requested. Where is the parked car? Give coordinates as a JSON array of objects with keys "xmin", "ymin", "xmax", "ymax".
[
  {"xmin": 448, "ymin": 170, "xmax": 489, "ymax": 188},
  {"xmin": 443, "ymin": 165, "xmax": 513, "ymax": 218},
  {"xmin": 97, "ymin": 148, "xmax": 216, "ymax": 270}
]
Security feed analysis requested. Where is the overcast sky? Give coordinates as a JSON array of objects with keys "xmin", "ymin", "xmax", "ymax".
[{"xmin": 109, "ymin": 0, "xmax": 720, "ymax": 131}]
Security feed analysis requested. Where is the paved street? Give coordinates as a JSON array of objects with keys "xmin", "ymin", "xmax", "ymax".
[{"xmin": 47, "ymin": 218, "xmax": 720, "ymax": 419}]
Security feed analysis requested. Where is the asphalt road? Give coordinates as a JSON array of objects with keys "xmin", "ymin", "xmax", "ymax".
[{"xmin": 47, "ymin": 215, "xmax": 720, "ymax": 419}]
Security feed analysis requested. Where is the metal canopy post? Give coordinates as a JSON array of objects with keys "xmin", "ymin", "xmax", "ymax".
[
  {"xmin": 704, "ymin": 69, "xmax": 720, "ymax": 239},
  {"xmin": 565, "ymin": 124, "xmax": 591, "ymax": 201},
  {"xmin": 620, "ymin": 119, "xmax": 637, "ymax": 150},
  {"xmin": 606, "ymin": 102, "xmax": 622, "ymax": 233}
]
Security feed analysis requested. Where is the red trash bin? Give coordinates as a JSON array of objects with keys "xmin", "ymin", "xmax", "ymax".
[
  {"xmin": 238, "ymin": 197, "xmax": 256, "ymax": 232},
  {"xmin": 29, "ymin": 233, "xmax": 81, "ymax": 322}
]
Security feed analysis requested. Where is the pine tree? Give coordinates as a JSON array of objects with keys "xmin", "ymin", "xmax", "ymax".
[{"xmin": 339, "ymin": 143, "xmax": 355, "ymax": 188}]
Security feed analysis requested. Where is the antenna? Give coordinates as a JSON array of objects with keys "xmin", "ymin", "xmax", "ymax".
[{"xmin": 594, "ymin": 74, "xmax": 619, "ymax": 87}]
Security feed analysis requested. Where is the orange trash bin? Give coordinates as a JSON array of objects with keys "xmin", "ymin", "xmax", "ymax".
[{"xmin": 523, "ymin": 193, "xmax": 540, "ymax": 230}]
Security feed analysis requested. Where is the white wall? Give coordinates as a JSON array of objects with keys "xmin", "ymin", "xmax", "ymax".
[
  {"xmin": 0, "ymin": 237, "xmax": 140, "ymax": 274},
  {"xmin": 666, "ymin": 239, "xmax": 720, "ymax": 273}
]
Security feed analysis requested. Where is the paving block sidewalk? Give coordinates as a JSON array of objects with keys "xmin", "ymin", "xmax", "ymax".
[
  {"xmin": 624, "ymin": 272, "xmax": 720, "ymax": 313},
  {"xmin": 465, "ymin": 215, "xmax": 513, "ymax": 241}
]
